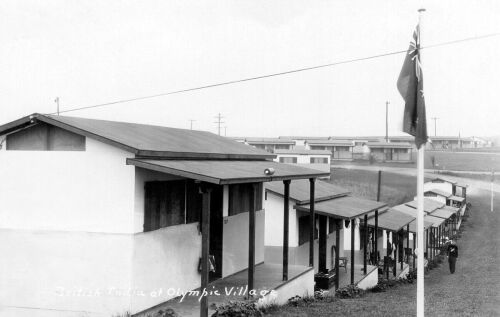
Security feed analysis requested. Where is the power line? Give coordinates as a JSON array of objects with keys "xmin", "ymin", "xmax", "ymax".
[
  {"xmin": 213, "ymin": 113, "xmax": 225, "ymax": 136},
  {"xmin": 47, "ymin": 31, "xmax": 500, "ymax": 116}
]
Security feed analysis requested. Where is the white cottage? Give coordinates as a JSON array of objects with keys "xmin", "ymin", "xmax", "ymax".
[
  {"xmin": 264, "ymin": 179, "xmax": 387, "ymax": 290},
  {"xmin": 0, "ymin": 114, "xmax": 329, "ymax": 317}
]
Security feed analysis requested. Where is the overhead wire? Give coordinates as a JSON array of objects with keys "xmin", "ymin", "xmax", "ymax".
[{"xmin": 48, "ymin": 31, "xmax": 500, "ymax": 115}]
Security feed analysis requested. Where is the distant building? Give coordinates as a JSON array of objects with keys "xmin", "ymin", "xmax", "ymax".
[
  {"xmin": 274, "ymin": 148, "xmax": 331, "ymax": 175},
  {"xmin": 245, "ymin": 137, "xmax": 295, "ymax": 153},
  {"xmin": 305, "ymin": 139, "xmax": 354, "ymax": 160},
  {"xmin": 366, "ymin": 142, "xmax": 413, "ymax": 162}
]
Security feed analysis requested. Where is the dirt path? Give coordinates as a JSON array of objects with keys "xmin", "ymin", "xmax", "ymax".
[{"xmin": 422, "ymin": 188, "xmax": 500, "ymax": 316}]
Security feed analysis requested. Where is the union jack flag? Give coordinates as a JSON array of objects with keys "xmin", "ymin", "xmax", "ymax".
[{"xmin": 397, "ymin": 24, "xmax": 428, "ymax": 149}]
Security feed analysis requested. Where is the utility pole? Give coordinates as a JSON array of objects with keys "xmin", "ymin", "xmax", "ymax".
[
  {"xmin": 431, "ymin": 117, "xmax": 439, "ymax": 136},
  {"xmin": 224, "ymin": 126, "xmax": 227, "ymax": 137},
  {"xmin": 385, "ymin": 101, "xmax": 389, "ymax": 142},
  {"xmin": 189, "ymin": 119, "xmax": 196, "ymax": 130},
  {"xmin": 55, "ymin": 97, "xmax": 60, "ymax": 115},
  {"xmin": 214, "ymin": 113, "xmax": 225, "ymax": 136}
]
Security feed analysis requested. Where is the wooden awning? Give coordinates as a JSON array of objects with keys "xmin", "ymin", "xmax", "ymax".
[
  {"xmin": 407, "ymin": 219, "xmax": 434, "ymax": 233},
  {"xmin": 265, "ymin": 179, "xmax": 349, "ymax": 204},
  {"xmin": 405, "ymin": 198, "xmax": 445, "ymax": 213},
  {"xmin": 449, "ymin": 195, "xmax": 465, "ymax": 203},
  {"xmin": 423, "ymin": 215, "xmax": 446, "ymax": 228},
  {"xmin": 364, "ymin": 208, "xmax": 414, "ymax": 232},
  {"xmin": 127, "ymin": 158, "xmax": 330, "ymax": 185},
  {"xmin": 393, "ymin": 204, "xmax": 444, "ymax": 228},
  {"xmin": 295, "ymin": 196, "xmax": 387, "ymax": 220},
  {"xmin": 429, "ymin": 208, "xmax": 455, "ymax": 220}
]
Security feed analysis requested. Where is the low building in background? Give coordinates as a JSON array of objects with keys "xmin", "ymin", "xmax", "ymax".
[
  {"xmin": 245, "ymin": 137, "xmax": 295, "ymax": 153},
  {"xmin": 305, "ymin": 139, "xmax": 354, "ymax": 160},
  {"xmin": 274, "ymin": 148, "xmax": 332, "ymax": 176},
  {"xmin": 366, "ymin": 142, "xmax": 414, "ymax": 162}
]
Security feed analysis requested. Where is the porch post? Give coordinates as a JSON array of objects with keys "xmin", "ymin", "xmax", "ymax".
[
  {"xmin": 283, "ymin": 179, "xmax": 291, "ymax": 281},
  {"xmin": 426, "ymin": 229, "xmax": 429, "ymax": 261},
  {"xmin": 374, "ymin": 210, "xmax": 378, "ymax": 265},
  {"xmin": 406, "ymin": 224, "xmax": 410, "ymax": 265},
  {"xmin": 200, "ymin": 186, "xmax": 211, "ymax": 317},
  {"xmin": 335, "ymin": 219, "xmax": 340, "ymax": 290},
  {"xmin": 400, "ymin": 231, "xmax": 403, "ymax": 270},
  {"xmin": 309, "ymin": 178, "xmax": 315, "ymax": 267},
  {"xmin": 393, "ymin": 232, "xmax": 397, "ymax": 277},
  {"xmin": 363, "ymin": 214, "xmax": 368, "ymax": 274},
  {"xmin": 350, "ymin": 219, "xmax": 355, "ymax": 284},
  {"xmin": 319, "ymin": 215, "xmax": 327, "ymax": 273},
  {"xmin": 386, "ymin": 231, "xmax": 390, "ymax": 279},
  {"xmin": 413, "ymin": 232, "xmax": 416, "ymax": 269},
  {"xmin": 248, "ymin": 183, "xmax": 257, "ymax": 295}
]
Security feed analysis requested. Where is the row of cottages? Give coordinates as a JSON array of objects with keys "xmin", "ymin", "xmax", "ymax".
[
  {"xmin": 263, "ymin": 179, "xmax": 422, "ymax": 290},
  {"xmin": 304, "ymin": 139, "xmax": 354, "ymax": 160},
  {"xmin": 244, "ymin": 137, "xmax": 295, "ymax": 153},
  {"xmin": 426, "ymin": 136, "xmax": 475, "ymax": 150},
  {"xmin": 0, "ymin": 114, "xmax": 333, "ymax": 317}
]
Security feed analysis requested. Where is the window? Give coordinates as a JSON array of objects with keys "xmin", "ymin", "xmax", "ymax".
[
  {"xmin": 144, "ymin": 180, "xmax": 203, "ymax": 232},
  {"xmin": 228, "ymin": 183, "xmax": 262, "ymax": 216},
  {"xmin": 310, "ymin": 157, "xmax": 328, "ymax": 164},
  {"xmin": 279, "ymin": 157, "xmax": 297, "ymax": 164}
]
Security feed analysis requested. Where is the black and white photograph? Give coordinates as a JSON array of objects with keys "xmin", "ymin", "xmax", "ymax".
[{"xmin": 1, "ymin": 1, "xmax": 499, "ymax": 316}]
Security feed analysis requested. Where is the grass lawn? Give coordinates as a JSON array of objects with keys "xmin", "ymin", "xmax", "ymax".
[
  {"xmin": 264, "ymin": 187, "xmax": 500, "ymax": 316},
  {"xmin": 327, "ymin": 168, "xmax": 418, "ymax": 207}
]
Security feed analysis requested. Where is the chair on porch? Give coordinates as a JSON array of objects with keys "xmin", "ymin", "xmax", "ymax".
[{"xmin": 338, "ymin": 256, "xmax": 348, "ymax": 273}]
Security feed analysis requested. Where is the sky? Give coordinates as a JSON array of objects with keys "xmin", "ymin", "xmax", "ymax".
[{"xmin": 1, "ymin": 0, "xmax": 499, "ymax": 138}]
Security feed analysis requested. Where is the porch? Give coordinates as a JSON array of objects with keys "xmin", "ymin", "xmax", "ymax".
[{"xmin": 134, "ymin": 263, "xmax": 313, "ymax": 317}]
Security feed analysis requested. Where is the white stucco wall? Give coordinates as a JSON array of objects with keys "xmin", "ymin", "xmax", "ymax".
[
  {"xmin": 257, "ymin": 268, "xmax": 314, "ymax": 307},
  {"xmin": 222, "ymin": 209, "xmax": 265, "ymax": 277},
  {"xmin": 264, "ymin": 194, "xmax": 298, "ymax": 247},
  {"xmin": 343, "ymin": 219, "xmax": 360, "ymax": 251},
  {"xmin": 0, "ymin": 137, "xmax": 135, "ymax": 233},
  {"xmin": 424, "ymin": 182, "xmax": 453, "ymax": 195},
  {"xmin": 131, "ymin": 223, "xmax": 201, "ymax": 314},
  {"xmin": 274, "ymin": 154, "xmax": 331, "ymax": 174},
  {"xmin": 0, "ymin": 228, "xmax": 133, "ymax": 317},
  {"xmin": 356, "ymin": 266, "xmax": 378, "ymax": 290}
]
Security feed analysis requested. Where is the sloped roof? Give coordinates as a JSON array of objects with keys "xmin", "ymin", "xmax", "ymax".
[
  {"xmin": 393, "ymin": 204, "xmax": 445, "ymax": 228},
  {"xmin": 364, "ymin": 208, "xmax": 415, "ymax": 232},
  {"xmin": 128, "ymin": 159, "xmax": 329, "ymax": 185},
  {"xmin": 295, "ymin": 196, "xmax": 387, "ymax": 220},
  {"xmin": 429, "ymin": 208, "xmax": 455, "ymax": 220},
  {"xmin": 367, "ymin": 142, "xmax": 413, "ymax": 149},
  {"xmin": 266, "ymin": 179, "xmax": 349, "ymax": 204},
  {"xmin": 425, "ymin": 188, "xmax": 452, "ymax": 198},
  {"xmin": 305, "ymin": 139, "xmax": 354, "ymax": 146},
  {"xmin": 429, "ymin": 177, "xmax": 457, "ymax": 185},
  {"xmin": 405, "ymin": 198, "xmax": 445, "ymax": 213},
  {"xmin": 0, "ymin": 114, "xmax": 274, "ymax": 159},
  {"xmin": 246, "ymin": 137, "xmax": 295, "ymax": 145}
]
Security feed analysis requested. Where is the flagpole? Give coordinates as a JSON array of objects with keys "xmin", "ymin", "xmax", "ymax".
[{"xmin": 417, "ymin": 8, "xmax": 426, "ymax": 317}]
